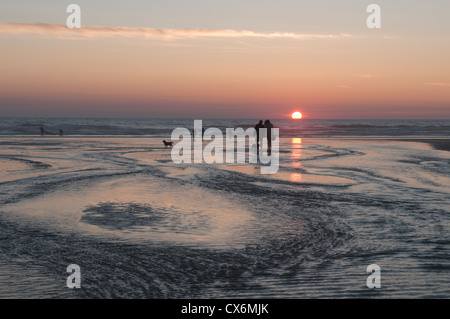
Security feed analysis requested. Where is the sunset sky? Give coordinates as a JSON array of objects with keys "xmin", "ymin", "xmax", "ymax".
[{"xmin": 1, "ymin": 0, "xmax": 449, "ymax": 119}]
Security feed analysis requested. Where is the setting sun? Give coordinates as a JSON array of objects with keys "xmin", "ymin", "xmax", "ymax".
[{"xmin": 291, "ymin": 112, "xmax": 303, "ymax": 119}]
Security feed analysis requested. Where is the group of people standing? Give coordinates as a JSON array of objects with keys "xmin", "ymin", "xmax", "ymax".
[{"xmin": 255, "ymin": 119, "xmax": 274, "ymax": 155}]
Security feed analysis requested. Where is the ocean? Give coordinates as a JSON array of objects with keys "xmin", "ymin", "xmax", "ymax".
[
  {"xmin": 0, "ymin": 118, "xmax": 449, "ymax": 298},
  {"xmin": 1, "ymin": 118, "xmax": 450, "ymax": 138}
]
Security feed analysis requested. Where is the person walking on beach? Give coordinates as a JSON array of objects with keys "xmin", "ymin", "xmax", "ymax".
[
  {"xmin": 255, "ymin": 120, "xmax": 264, "ymax": 153},
  {"xmin": 264, "ymin": 119, "xmax": 273, "ymax": 155}
]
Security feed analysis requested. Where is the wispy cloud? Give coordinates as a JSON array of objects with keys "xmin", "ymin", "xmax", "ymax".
[
  {"xmin": 424, "ymin": 82, "xmax": 450, "ymax": 88},
  {"xmin": 0, "ymin": 22, "xmax": 359, "ymax": 41}
]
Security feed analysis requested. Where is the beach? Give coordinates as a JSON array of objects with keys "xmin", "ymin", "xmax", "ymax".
[
  {"xmin": 0, "ymin": 129, "xmax": 449, "ymax": 298},
  {"xmin": 2, "ymin": 0, "xmax": 450, "ymax": 303},
  {"xmin": 400, "ymin": 139, "xmax": 450, "ymax": 152}
]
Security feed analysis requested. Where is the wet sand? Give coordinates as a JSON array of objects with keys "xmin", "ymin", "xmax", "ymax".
[
  {"xmin": 396, "ymin": 139, "xmax": 450, "ymax": 152},
  {"xmin": 1, "ymin": 136, "xmax": 449, "ymax": 298},
  {"xmin": 420, "ymin": 139, "xmax": 450, "ymax": 152}
]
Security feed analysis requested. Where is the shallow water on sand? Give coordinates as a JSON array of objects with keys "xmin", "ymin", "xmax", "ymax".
[{"xmin": 0, "ymin": 136, "xmax": 449, "ymax": 298}]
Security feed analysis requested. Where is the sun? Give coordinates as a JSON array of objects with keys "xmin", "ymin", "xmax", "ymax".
[{"xmin": 291, "ymin": 111, "xmax": 303, "ymax": 119}]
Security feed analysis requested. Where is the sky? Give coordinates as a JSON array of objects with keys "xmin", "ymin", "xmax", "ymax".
[{"xmin": 0, "ymin": 0, "xmax": 449, "ymax": 119}]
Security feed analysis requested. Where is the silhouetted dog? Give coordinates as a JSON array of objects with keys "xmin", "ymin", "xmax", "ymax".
[{"xmin": 163, "ymin": 140, "xmax": 174, "ymax": 147}]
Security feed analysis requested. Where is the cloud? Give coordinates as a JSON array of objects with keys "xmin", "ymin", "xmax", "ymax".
[
  {"xmin": 424, "ymin": 82, "xmax": 450, "ymax": 88},
  {"xmin": 0, "ymin": 22, "xmax": 359, "ymax": 41}
]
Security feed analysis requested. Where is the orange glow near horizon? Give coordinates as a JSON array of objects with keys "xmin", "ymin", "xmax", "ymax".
[{"xmin": 1, "ymin": 23, "xmax": 450, "ymax": 119}]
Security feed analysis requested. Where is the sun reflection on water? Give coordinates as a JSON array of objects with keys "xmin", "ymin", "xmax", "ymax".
[
  {"xmin": 290, "ymin": 173, "xmax": 302, "ymax": 182},
  {"xmin": 291, "ymin": 138, "xmax": 302, "ymax": 165}
]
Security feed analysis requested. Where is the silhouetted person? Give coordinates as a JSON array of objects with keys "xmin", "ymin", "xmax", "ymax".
[
  {"xmin": 59, "ymin": 129, "xmax": 64, "ymax": 136},
  {"xmin": 40, "ymin": 125, "xmax": 54, "ymax": 136},
  {"xmin": 255, "ymin": 120, "xmax": 264, "ymax": 153},
  {"xmin": 264, "ymin": 119, "xmax": 273, "ymax": 155}
]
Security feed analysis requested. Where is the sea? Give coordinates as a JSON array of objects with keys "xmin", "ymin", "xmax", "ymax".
[
  {"xmin": 0, "ymin": 118, "xmax": 449, "ymax": 298},
  {"xmin": 0, "ymin": 118, "xmax": 449, "ymax": 138}
]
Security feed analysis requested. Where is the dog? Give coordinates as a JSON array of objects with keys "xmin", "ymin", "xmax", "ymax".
[{"xmin": 163, "ymin": 140, "xmax": 174, "ymax": 148}]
